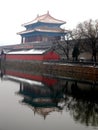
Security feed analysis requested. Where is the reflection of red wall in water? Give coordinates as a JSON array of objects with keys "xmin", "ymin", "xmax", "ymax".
[
  {"xmin": 6, "ymin": 70, "xmax": 57, "ymax": 86},
  {"xmin": 6, "ymin": 51, "xmax": 60, "ymax": 61}
]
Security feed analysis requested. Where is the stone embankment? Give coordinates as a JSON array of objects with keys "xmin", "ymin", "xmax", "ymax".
[{"xmin": 43, "ymin": 62, "xmax": 98, "ymax": 81}]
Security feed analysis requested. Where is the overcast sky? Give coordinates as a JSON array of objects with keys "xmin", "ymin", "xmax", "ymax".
[{"xmin": 0, "ymin": 0, "xmax": 98, "ymax": 45}]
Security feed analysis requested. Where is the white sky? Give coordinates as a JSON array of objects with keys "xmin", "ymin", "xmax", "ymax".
[{"xmin": 0, "ymin": 0, "xmax": 98, "ymax": 46}]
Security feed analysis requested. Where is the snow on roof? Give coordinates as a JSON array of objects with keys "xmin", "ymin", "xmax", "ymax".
[
  {"xmin": 8, "ymin": 49, "xmax": 47, "ymax": 55},
  {"xmin": 22, "ymin": 11, "xmax": 66, "ymax": 26}
]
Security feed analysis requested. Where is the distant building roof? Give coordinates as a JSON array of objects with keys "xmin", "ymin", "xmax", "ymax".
[{"xmin": 22, "ymin": 11, "xmax": 66, "ymax": 27}]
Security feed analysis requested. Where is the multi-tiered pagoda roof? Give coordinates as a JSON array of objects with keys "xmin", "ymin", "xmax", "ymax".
[{"xmin": 18, "ymin": 11, "xmax": 67, "ymax": 43}]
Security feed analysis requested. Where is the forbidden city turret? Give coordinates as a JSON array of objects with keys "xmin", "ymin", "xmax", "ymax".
[{"xmin": 17, "ymin": 11, "xmax": 67, "ymax": 44}]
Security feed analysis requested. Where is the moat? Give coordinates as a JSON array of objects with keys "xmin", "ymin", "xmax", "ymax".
[{"xmin": 0, "ymin": 67, "xmax": 98, "ymax": 130}]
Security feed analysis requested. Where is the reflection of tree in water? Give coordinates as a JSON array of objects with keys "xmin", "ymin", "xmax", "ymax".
[
  {"xmin": 68, "ymin": 98, "xmax": 98, "ymax": 127},
  {"xmin": 64, "ymin": 81, "xmax": 98, "ymax": 127}
]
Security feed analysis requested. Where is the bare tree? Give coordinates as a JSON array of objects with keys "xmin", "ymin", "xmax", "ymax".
[
  {"xmin": 53, "ymin": 32, "xmax": 72, "ymax": 61},
  {"xmin": 73, "ymin": 19, "xmax": 98, "ymax": 62}
]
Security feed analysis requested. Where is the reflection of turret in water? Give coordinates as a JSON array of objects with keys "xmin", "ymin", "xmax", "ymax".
[
  {"xmin": 18, "ymin": 81, "xmax": 66, "ymax": 104},
  {"xmin": 17, "ymin": 82, "xmax": 66, "ymax": 119}
]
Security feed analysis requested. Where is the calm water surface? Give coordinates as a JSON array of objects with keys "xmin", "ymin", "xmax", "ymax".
[{"xmin": 0, "ymin": 71, "xmax": 98, "ymax": 130}]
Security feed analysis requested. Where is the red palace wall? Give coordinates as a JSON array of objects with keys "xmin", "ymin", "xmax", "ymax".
[
  {"xmin": 5, "ymin": 51, "xmax": 60, "ymax": 61},
  {"xmin": 6, "ymin": 54, "xmax": 43, "ymax": 61},
  {"xmin": 44, "ymin": 51, "xmax": 60, "ymax": 60}
]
